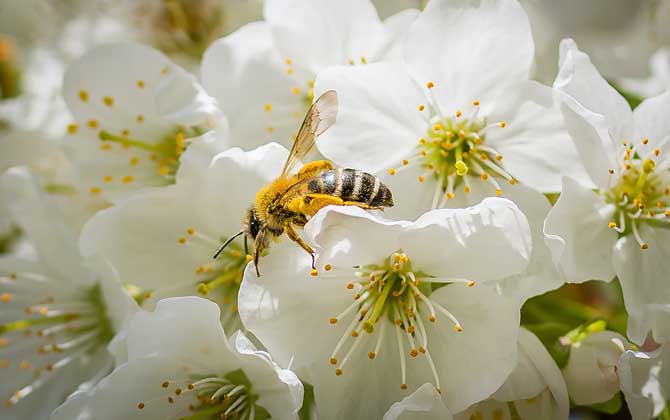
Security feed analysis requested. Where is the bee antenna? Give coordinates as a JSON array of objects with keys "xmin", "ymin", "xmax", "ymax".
[{"xmin": 213, "ymin": 230, "xmax": 245, "ymax": 259}]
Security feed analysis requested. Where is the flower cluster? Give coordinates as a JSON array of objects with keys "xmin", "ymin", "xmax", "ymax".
[{"xmin": 1, "ymin": 0, "xmax": 669, "ymax": 419}]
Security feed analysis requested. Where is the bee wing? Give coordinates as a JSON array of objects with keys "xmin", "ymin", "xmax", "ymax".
[{"xmin": 280, "ymin": 90, "xmax": 338, "ymax": 177}]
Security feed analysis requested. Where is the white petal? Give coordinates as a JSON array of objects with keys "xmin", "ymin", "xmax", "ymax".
[
  {"xmin": 426, "ymin": 284, "xmax": 520, "ymax": 413},
  {"xmin": 404, "ymin": 0, "xmax": 534, "ymax": 108},
  {"xmin": 314, "ymin": 62, "xmax": 426, "ymax": 173},
  {"xmin": 558, "ymin": 93, "xmax": 620, "ymax": 189},
  {"xmin": 383, "ymin": 383, "xmax": 453, "ymax": 420},
  {"xmin": 554, "ymin": 39, "xmax": 633, "ymax": 142},
  {"xmin": 613, "ymin": 226, "xmax": 670, "ymax": 345},
  {"xmin": 491, "ymin": 185, "xmax": 564, "ymax": 304},
  {"xmin": 543, "ymin": 177, "xmax": 617, "ymax": 283},
  {"xmin": 633, "ymin": 90, "xmax": 670, "ymax": 154},
  {"xmin": 0, "ymin": 130, "xmax": 59, "ymax": 172},
  {"xmin": 562, "ymin": 331, "xmax": 630, "ymax": 405},
  {"xmin": 126, "ymin": 297, "xmax": 236, "ymax": 371},
  {"xmin": 487, "ymin": 80, "xmax": 593, "ymax": 192},
  {"xmin": 618, "ymin": 346, "xmax": 670, "ymax": 420},
  {"xmin": 402, "ymin": 197, "xmax": 532, "ymax": 282},
  {"xmin": 494, "ymin": 328, "xmax": 569, "ymax": 420},
  {"xmin": 265, "ymin": 0, "xmax": 387, "ymax": 73},
  {"xmin": 201, "ymin": 22, "xmax": 305, "ymax": 149},
  {"xmin": 305, "ymin": 205, "xmax": 408, "ymax": 268},
  {"xmin": 232, "ymin": 332, "xmax": 304, "ymax": 420},
  {"xmin": 380, "ymin": 8, "xmax": 421, "ymax": 60}
]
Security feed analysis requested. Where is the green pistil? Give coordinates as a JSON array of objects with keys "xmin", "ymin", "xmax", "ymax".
[
  {"xmin": 99, "ymin": 130, "xmax": 158, "ymax": 152},
  {"xmin": 362, "ymin": 276, "xmax": 394, "ymax": 333},
  {"xmin": 197, "ymin": 239, "xmax": 248, "ymax": 297},
  {"xmin": 88, "ymin": 283, "xmax": 115, "ymax": 345}
]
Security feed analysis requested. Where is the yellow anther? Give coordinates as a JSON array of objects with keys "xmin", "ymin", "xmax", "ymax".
[
  {"xmin": 472, "ymin": 100, "xmax": 480, "ymax": 106},
  {"xmin": 87, "ymin": 119, "xmax": 99, "ymax": 129},
  {"xmin": 446, "ymin": 192, "xmax": 455, "ymax": 199},
  {"xmin": 664, "ymin": 210, "xmax": 670, "ymax": 217},
  {"xmin": 20, "ymin": 360, "xmax": 30, "ymax": 370},
  {"xmin": 418, "ymin": 175, "xmax": 425, "ymax": 183},
  {"xmin": 456, "ymin": 110, "xmax": 462, "ymax": 118},
  {"xmin": 285, "ymin": 58, "xmax": 292, "ymax": 66},
  {"xmin": 264, "ymin": 103, "xmax": 272, "ymax": 112},
  {"xmin": 79, "ymin": 90, "xmax": 89, "ymax": 102},
  {"xmin": 642, "ymin": 138, "xmax": 649, "ymax": 144},
  {"xmin": 287, "ymin": 68, "xmax": 293, "ymax": 75},
  {"xmin": 89, "ymin": 186, "xmax": 101, "ymax": 195},
  {"xmin": 335, "ymin": 368, "xmax": 343, "ymax": 376},
  {"xmin": 454, "ymin": 324, "xmax": 463, "ymax": 332},
  {"xmin": 463, "ymin": 185, "xmax": 471, "ymax": 193},
  {"xmin": 102, "ymin": 96, "xmax": 114, "ymax": 107},
  {"xmin": 101, "ymin": 143, "xmax": 112, "ymax": 151},
  {"xmin": 401, "ymin": 159, "xmax": 409, "ymax": 166},
  {"xmin": 495, "ymin": 189, "xmax": 503, "ymax": 196},
  {"xmin": 400, "ymin": 383, "xmax": 408, "ymax": 390},
  {"xmin": 346, "ymin": 282, "xmax": 354, "ymax": 289},
  {"xmin": 245, "ymin": 254, "xmax": 253, "ymax": 263},
  {"xmin": 67, "ymin": 123, "xmax": 78, "ymax": 134},
  {"xmin": 291, "ymin": 87, "xmax": 300, "ymax": 95},
  {"xmin": 499, "ymin": 121, "xmax": 507, "ymax": 128},
  {"xmin": 122, "ymin": 175, "xmax": 134, "ymax": 184},
  {"xmin": 368, "ymin": 351, "xmax": 376, "ymax": 360},
  {"xmin": 426, "ymin": 81, "xmax": 434, "ymax": 89},
  {"xmin": 641, "ymin": 243, "xmax": 649, "ymax": 250},
  {"xmin": 186, "ymin": 228, "xmax": 195, "ymax": 235},
  {"xmin": 137, "ymin": 80, "xmax": 145, "ymax": 89},
  {"xmin": 136, "ymin": 114, "xmax": 144, "ymax": 123},
  {"xmin": 0, "ymin": 293, "xmax": 11, "ymax": 303},
  {"xmin": 608, "ymin": 222, "xmax": 617, "ymax": 229},
  {"xmin": 433, "ymin": 123, "xmax": 442, "ymax": 131},
  {"xmin": 418, "ymin": 104, "xmax": 425, "ymax": 111},
  {"xmin": 161, "ymin": 66, "xmax": 169, "ymax": 75},
  {"xmin": 420, "ymin": 150, "xmax": 427, "ymax": 157},
  {"xmin": 467, "ymin": 281, "xmax": 476, "ymax": 287},
  {"xmin": 654, "ymin": 148, "xmax": 660, "ymax": 157},
  {"xmin": 129, "ymin": 157, "xmax": 140, "ymax": 166},
  {"xmin": 643, "ymin": 158, "xmax": 656, "ymax": 173},
  {"xmin": 481, "ymin": 172, "xmax": 489, "ymax": 181},
  {"xmin": 360, "ymin": 56, "xmax": 367, "ymax": 64},
  {"xmin": 329, "ymin": 357, "xmax": 337, "ymax": 365},
  {"xmin": 410, "ymin": 348, "xmax": 418, "ymax": 357},
  {"xmin": 121, "ymin": 129, "xmax": 130, "ymax": 137},
  {"xmin": 495, "ymin": 154, "xmax": 503, "ymax": 161},
  {"xmin": 324, "ymin": 264, "xmax": 332, "ymax": 271},
  {"xmin": 178, "ymin": 237, "xmax": 186, "ymax": 244},
  {"xmin": 310, "ymin": 268, "xmax": 318, "ymax": 276},
  {"xmin": 266, "ymin": 126, "xmax": 274, "ymax": 133}
]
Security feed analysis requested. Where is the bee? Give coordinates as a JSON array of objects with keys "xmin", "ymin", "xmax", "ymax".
[{"xmin": 214, "ymin": 90, "xmax": 394, "ymax": 276}]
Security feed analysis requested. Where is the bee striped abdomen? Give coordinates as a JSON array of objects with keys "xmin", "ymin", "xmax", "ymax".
[{"xmin": 310, "ymin": 169, "xmax": 394, "ymax": 207}]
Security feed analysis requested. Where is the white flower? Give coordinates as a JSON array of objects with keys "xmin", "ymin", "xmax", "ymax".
[
  {"xmin": 51, "ymin": 296, "xmax": 304, "ymax": 420},
  {"xmin": 107, "ymin": 0, "xmax": 262, "ymax": 65},
  {"xmin": 618, "ymin": 343, "xmax": 670, "ymax": 420},
  {"xmin": 383, "ymin": 383, "xmax": 454, "ymax": 420},
  {"xmin": 201, "ymin": 0, "xmax": 410, "ymax": 149},
  {"xmin": 239, "ymin": 198, "xmax": 532, "ymax": 419},
  {"xmin": 562, "ymin": 330, "xmax": 633, "ymax": 406},
  {"xmin": 521, "ymin": 0, "xmax": 670, "ymax": 83},
  {"xmin": 545, "ymin": 39, "xmax": 670, "ymax": 345},
  {"xmin": 617, "ymin": 48, "xmax": 670, "ymax": 100},
  {"xmin": 79, "ymin": 143, "xmax": 288, "ymax": 332},
  {"xmin": 0, "ymin": 169, "xmax": 137, "ymax": 419},
  {"xmin": 455, "ymin": 328, "xmax": 569, "ymax": 420},
  {"xmin": 372, "ymin": 0, "xmax": 422, "ymax": 19},
  {"xmin": 313, "ymin": 0, "xmax": 573, "ymax": 303},
  {"xmin": 61, "ymin": 42, "xmax": 225, "ymax": 202}
]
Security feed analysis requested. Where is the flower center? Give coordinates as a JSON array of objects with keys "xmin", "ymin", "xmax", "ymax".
[
  {"xmin": 98, "ymin": 126, "xmax": 204, "ymax": 181},
  {"xmin": 388, "ymin": 83, "xmax": 514, "ymax": 208},
  {"xmin": 604, "ymin": 141, "xmax": 670, "ymax": 249},
  {"xmin": 326, "ymin": 252, "xmax": 476, "ymax": 393},
  {"xmin": 0, "ymin": 276, "xmax": 114, "ymax": 408},
  {"xmin": 137, "ymin": 369, "xmax": 269, "ymax": 420},
  {"xmin": 175, "ymin": 228, "xmax": 251, "ymax": 331}
]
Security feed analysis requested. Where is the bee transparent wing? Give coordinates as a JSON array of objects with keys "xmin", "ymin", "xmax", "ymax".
[{"xmin": 280, "ymin": 90, "xmax": 338, "ymax": 177}]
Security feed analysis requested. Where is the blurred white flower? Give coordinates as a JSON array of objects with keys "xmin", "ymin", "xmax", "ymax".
[
  {"xmin": 455, "ymin": 328, "xmax": 569, "ymax": 420},
  {"xmin": 201, "ymin": 0, "xmax": 412, "ymax": 149},
  {"xmin": 107, "ymin": 0, "xmax": 262, "ymax": 66},
  {"xmin": 0, "ymin": 169, "xmax": 137, "ymax": 419},
  {"xmin": 618, "ymin": 343, "xmax": 670, "ymax": 420},
  {"xmin": 522, "ymin": 0, "xmax": 670, "ymax": 82},
  {"xmin": 372, "ymin": 0, "xmax": 423, "ymax": 19},
  {"xmin": 79, "ymin": 143, "xmax": 287, "ymax": 332},
  {"xmin": 546, "ymin": 39, "xmax": 670, "ymax": 345},
  {"xmin": 61, "ymin": 42, "xmax": 225, "ymax": 202},
  {"xmin": 51, "ymin": 296, "xmax": 304, "ymax": 420},
  {"xmin": 239, "ymin": 199, "xmax": 531, "ymax": 418},
  {"xmin": 617, "ymin": 48, "xmax": 670, "ymax": 99},
  {"xmin": 562, "ymin": 330, "xmax": 633, "ymax": 406}
]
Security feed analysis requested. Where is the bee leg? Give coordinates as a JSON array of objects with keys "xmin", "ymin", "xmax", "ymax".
[
  {"xmin": 253, "ymin": 229, "xmax": 267, "ymax": 277},
  {"xmin": 297, "ymin": 160, "xmax": 334, "ymax": 179},
  {"xmin": 284, "ymin": 223, "xmax": 317, "ymax": 269},
  {"xmin": 244, "ymin": 235, "xmax": 249, "ymax": 256}
]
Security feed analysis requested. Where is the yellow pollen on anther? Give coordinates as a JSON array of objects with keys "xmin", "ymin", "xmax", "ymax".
[
  {"xmin": 264, "ymin": 103, "xmax": 272, "ymax": 112},
  {"xmin": 100, "ymin": 143, "xmax": 112, "ymax": 151},
  {"xmin": 496, "ymin": 189, "xmax": 503, "ymax": 196},
  {"xmin": 324, "ymin": 264, "xmax": 332, "ymax": 272},
  {"xmin": 136, "ymin": 114, "xmax": 144, "ymax": 123},
  {"xmin": 426, "ymin": 82, "xmax": 434, "ymax": 89},
  {"xmin": 335, "ymin": 368, "xmax": 343, "ymax": 376},
  {"xmin": 291, "ymin": 87, "xmax": 300, "ymax": 95},
  {"xmin": 388, "ymin": 168, "xmax": 396, "ymax": 175},
  {"xmin": 400, "ymin": 384, "xmax": 408, "ymax": 390},
  {"xmin": 20, "ymin": 360, "xmax": 30, "ymax": 370},
  {"xmin": 67, "ymin": 123, "xmax": 78, "ymax": 134},
  {"xmin": 129, "ymin": 157, "xmax": 140, "ymax": 166},
  {"xmin": 89, "ymin": 187, "xmax": 101, "ymax": 195},
  {"xmin": 481, "ymin": 172, "xmax": 489, "ymax": 181},
  {"xmin": 310, "ymin": 269, "xmax": 318, "ymax": 276},
  {"xmin": 446, "ymin": 192, "xmax": 455, "ymax": 200},
  {"xmin": 472, "ymin": 100, "xmax": 480, "ymax": 106},
  {"xmin": 87, "ymin": 119, "xmax": 99, "ymax": 129},
  {"xmin": 467, "ymin": 281, "xmax": 476, "ymax": 287},
  {"xmin": 499, "ymin": 121, "xmax": 507, "ymax": 128},
  {"xmin": 0, "ymin": 293, "xmax": 11, "ymax": 303},
  {"xmin": 641, "ymin": 243, "xmax": 649, "ymax": 250},
  {"xmin": 122, "ymin": 175, "xmax": 134, "ymax": 184},
  {"xmin": 456, "ymin": 110, "xmax": 462, "ymax": 118},
  {"xmin": 137, "ymin": 80, "xmax": 145, "ymax": 89},
  {"xmin": 464, "ymin": 186, "xmax": 471, "ymax": 193},
  {"xmin": 608, "ymin": 222, "xmax": 617, "ymax": 228},
  {"xmin": 178, "ymin": 237, "xmax": 187, "ymax": 244},
  {"xmin": 418, "ymin": 175, "xmax": 425, "ymax": 183},
  {"xmin": 454, "ymin": 324, "xmax": 463, "ymax": 332},
  {"xmin": 418, "ymin": 104, "xmax": 425, "ymax": 111},
  {"xmin": 329, "ymin": 318, "xmax": 337, "ymax": 325},
  {"xmin": 102, "ymin": 96, "xmax": 114, "ymax": 107},
  {"xmin": 161, "ymin": 66, "xmax": 169, "ymax": 75},
  {"xmin": 137, "ymin": 402, "xmax": 145, "ymax": 409},
  {"xmin": 654, "ymin": 148, "xmax": 660, "ymax": 157}
]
